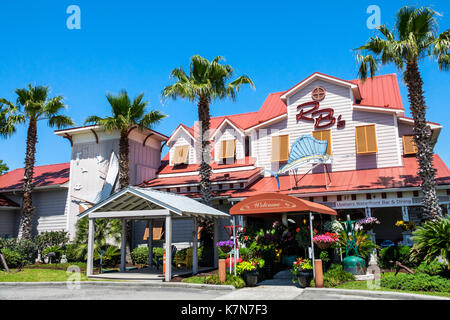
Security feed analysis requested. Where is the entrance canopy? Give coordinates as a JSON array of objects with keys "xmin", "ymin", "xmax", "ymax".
[
  {"xmin": 230, "ymin": 192, "xmax": 336, "ymax": 216},
  {"xmin": 78, "ymin": 186, "xmax": 229, "ymax": 219}
]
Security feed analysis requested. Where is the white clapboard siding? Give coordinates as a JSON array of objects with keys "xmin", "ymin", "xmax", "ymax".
[
  {"xmin": 169, "ymin": 130, "xmax": 196, "ymax": 165},
  {"xmin": 129, "ymin": 139, "xmax": 161, "ymax": 185},
  {"xmin": 255, "ymin": 79, "xmax": 402, "ymax": 175},
  {"xmin": 214, "ymin": 124, "xmax": 245, "ymax": 162},
  {"xmin": 32, "ymin": 190, "xmax": 68, "ymax": 235},
  {"xmin": 0, "ymin": 210, "xmax": 18, "ymax": 238}
]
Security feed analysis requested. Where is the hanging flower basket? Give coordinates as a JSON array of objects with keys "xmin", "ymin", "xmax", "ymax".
[
  {"xmin": 312, "ymin": 233, "xmax": 339, "ymax": 250},
  {"xmin": 216, "ymin": 240, "xmax": 234, "ymax": 253},
  {"xmin": 356, "ymin": 217, "xmax": 380, "ymax": 231}
]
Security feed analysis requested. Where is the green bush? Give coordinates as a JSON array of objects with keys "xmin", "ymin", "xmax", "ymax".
[
  {"xmin": 94, "ymin": 245, "xmax": 120, "ymax": 267},
  {"xmin": 381, "ymin": 273, "xmax": 450, "ymax": 293},
  {"xmin": 205, "ymin": 273, "xmax": 246, "ymax": 288},
  {"xmin": 131, "ymin": 246, "xmax": 149, "ymax": 265},
  {"xmin": 313, "ymin": 263, "xmax": 355, "ymax": 288},
  {"xmin": 42, "ymin": 245, "xmax": 64, "ymax": 263},
  {"xmin": 0, "ymin": 248, "xmax": 22, "ymax": 268},
  {"xmin": 415, "ymin": 260, "xmax": 448, "ymax": 277},
  {"xmin": 378, "ymin": 245, "xmax": 413, "ymax": 269},
  {"xmin": 64, "ymin": 243, "xmax": 84, "ymax": 262},
  {"xmin": 34, "ymin": 231, "xmax": 69, "ymax": 263},
  {"xmin": 0, "ymin": 238, "xmax": 37, "ymax": 265}
]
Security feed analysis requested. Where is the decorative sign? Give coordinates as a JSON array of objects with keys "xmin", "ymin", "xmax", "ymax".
[
  {"xmin": 296, "ymin": 101, "xmax": 346, "ymax": 129},
  {"xmin": 311, "ymin": 87, "xmax": 326, "ymax": 101},
  {"xmin": 240, "ymin": 198, "xmax": 297, "ymax": 212}
]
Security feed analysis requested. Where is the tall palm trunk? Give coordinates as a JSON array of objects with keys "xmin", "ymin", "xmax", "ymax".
[
  {"xmin": 404, "ymin": 61, "xmax": 442, "ymax": 219},
  {"xmin": 21, "ymin": 120, "xmax": 38, "ymax": 239},
  {"xmin": 119, "ymin": 130, "xmax": 132, "ymax": 262},
  {"xmin": 197, "ymin": 95, "xmax": 212, "ymax": 205}
]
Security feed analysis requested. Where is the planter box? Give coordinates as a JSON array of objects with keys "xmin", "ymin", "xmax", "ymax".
[{"xmin": 297, "ymin": 271, "xmax": 313, "ymax": 288}]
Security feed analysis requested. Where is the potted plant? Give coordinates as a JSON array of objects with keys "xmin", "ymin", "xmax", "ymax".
[
  {"xmin": 357, "ymin": 217, "xmax": 380, "ymax": 231},
  {"xmin": 395, "ymin": 220, "xmax": 416, "ymax": 232},
  {"xmin": 291, "ymin": 258, "xmax": 313, "ymax": 288},
  {"xmin": 236, "ymin": 261, "xmax": 259, "ymax": 287},
  {"xmin": 312, "ymin": 232, "xmax": 339, "ymax": 250}
]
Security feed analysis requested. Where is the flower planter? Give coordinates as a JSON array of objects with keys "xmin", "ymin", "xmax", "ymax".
[
  {"xmin": 297, "ymin": 271, "xmax": 313, "ymax": 288},
  {"xmin": 315, "ymin": 242, "xmax": 332, "ymax": 250},
  {"xmin": 243, "ymin": 271, "xmax": 259, "ymax": 287}
]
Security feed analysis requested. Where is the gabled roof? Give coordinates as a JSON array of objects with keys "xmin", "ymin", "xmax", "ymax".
[
  {"xmin": 78, "ymin": 186, "xmax": 229, "ymax": 219},
  {"xmin": 210, "ymin": 117, "xmax": 245, "ymax": 139},
  {"xmin": 167, "ymin": 123, "xmax": 195, "ymax": 144},
  {"xmin": 0, "ymin": 163, "xmax": 70, "ymax": 192},
  {"xmin": 171, "ymin": 73, "xmax": 405, "ymax": 140},
  {"xmin": 55, "ymin": 125, "xmax": 169, "ymax": 141},
  {"xmin": 0, "ymin": 195, "xmax": 20, "ymax": 208}
]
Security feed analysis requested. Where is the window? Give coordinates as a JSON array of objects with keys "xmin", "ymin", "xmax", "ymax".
[
  {"xmin": 271, "ymin": 135, "xmax": 289, "ymax": 162},
  {"xmin": 355, "ymin": 124, "xmax": 378, "ymax": 154},
  {"xmin": 312, "ymin": 129, "xmax": 332, "ymax": 155},
  {"xmin": 172, "ymin": 145, "xmax": 189, "ymax": 165},
  {"xmin": 219, "ymin": 139, "xmax": 236, "ymax": 160},
  {"xmin": 403, "ymin": 135, "xmax": 418, "ymax": 155},
  {"xmin": 143, "ymin": 220, "xmax": 164, "ymax": 241}
]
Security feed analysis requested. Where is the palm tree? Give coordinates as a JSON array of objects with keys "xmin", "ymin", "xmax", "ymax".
[
  {"xmin": 355, "ymin": 6, "xmax": 449, "ymax": 219},
  {"xmin": 163, "ymin": 55, "xmax": 254, "ymax": 205},
  {"xmin": 0, "ymin": 84, "xmax": 74, "ymax": 239},
  {"xmin": 85, "ymin": 90, "xmax": 166, "ymax": 260},
  {"xmin": 85, "ymin": 90, "xmax": 166, "ymax": 189}
]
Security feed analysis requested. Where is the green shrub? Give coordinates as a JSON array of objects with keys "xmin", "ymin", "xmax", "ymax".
[
  {"xmin": 411, "ymin": 215, "xmax": 450, "ymax": 266},
  {"xmin": 94, "ymin": 245, "xmax": 120, "ymax": 267},
  {"xmin": 42, "ymin": 245, "xmax": 64, "ymax": 263},
  {"xmin": 205, "ymin": 273, "xmax": 246, "ymax": 288},
  {"xmin": 0, "ymin": 238, "xmax": 37, "ymax": 265},
  {"xmin": 64, "ymin": 243, "xmax": 84, "ymax": 262},
  {"xmin": 381, "ymin": 273, "xmax": 450, "ymax": 292},
  {"xmin": 378, "ymin": 245, "xmax": 413, "ymax": 269},
  {"xmin": 0, "ymin": 248, "xmax": 22, "ymax": 268},
  {"xmin": 131, "ymin": 246, "xmax": 149, "ymax": 265},
  {"xmin": 316, "ymin": 263, "xmax": 355, "ymax": 288},
  {"xmin": 415, "ymin": 260, "xmax": 448, "ymax": 277},
  {"xmin": 34, "ymin": 231, "xmax": 69, "ymax": 263}
]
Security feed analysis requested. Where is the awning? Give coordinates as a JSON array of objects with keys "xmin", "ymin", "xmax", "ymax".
[{"xmin": 229, "ymin": 192, "xmax": 336, "ymax": 216}]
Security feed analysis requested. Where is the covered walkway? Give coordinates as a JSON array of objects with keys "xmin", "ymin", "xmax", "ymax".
[{"xmin": 79, "ymin": 186, "xmax": 229, "ymax": 281}]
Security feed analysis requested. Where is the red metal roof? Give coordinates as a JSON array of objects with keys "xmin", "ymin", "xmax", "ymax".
[
  {"xmin": 0, "ymin": 163, "xmax": 70, "ymax": 192},
  {"xmin": 158, "ymin": 156, "xmax": 256, "ymax": 175},
  {"xmin": 175, "ymin": 73, "xmax": 404, "ymax": 137},
  {"xmin": 142, "ymin": 154, "xmax": 450, "ymax": 197},
  {"xmin": 140, "ymin": 167, "xmax": 262, "ymax": 188},
  {"xmin": 350, "ymin": 74, "xmax": 403, "ymax": 110},
  {"xmin": 229, "ymin": 192, "xmax": 336, "ymax": 216},
  {"xmin": 230, "ymin": 154, "xmax": 450, "ymax": 198},
  {"xmin": 0, "ymin": 195, "xmax": 19, "ymax": 208}
]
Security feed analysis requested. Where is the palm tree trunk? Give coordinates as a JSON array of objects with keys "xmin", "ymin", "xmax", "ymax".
[
  {"xmin": 404, "ymin": 61, "xmax": 442, "ymax": 219},
  {"xmin": 119, "ymin": 130, "xmax": 132, "ymax": 262},
  {"xmin": 21, "ymin": 120, "xmax": 38, "ymax": 239},
  {"xmin": 197, "ymin": 95, "xmax": 212, "ymax": 205}
]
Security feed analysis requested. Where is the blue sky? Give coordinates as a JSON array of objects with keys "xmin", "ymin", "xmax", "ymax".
[{"xmin": 0, "ymin": 0, "xmax": 449, "ymax": 171}]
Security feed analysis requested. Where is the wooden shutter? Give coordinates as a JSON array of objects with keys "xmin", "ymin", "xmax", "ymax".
[
  {"xmin": 219, "ymin": 139, "xmax": 236, "ymax": 159},
  {"xmin": 312, "ymin": 130, "xmax": 332, "ymax": 155},
  {"xmin": 403, "ymin": 135, "xmax": 418, "ymax": 155},
  {"xmin": 143, "ymin": 220, "xmax": 165, "ymax": 241},
  {"xmin": 271, "ymin": 135, "xmax": 289, "ymax": 162},
  {"xmin": 355, "ymin": 125, "xmax": 377, "ymax": 154},
  {"xmin": 172, "ymin": 145, "xmax": 189, "ymax": 165}
]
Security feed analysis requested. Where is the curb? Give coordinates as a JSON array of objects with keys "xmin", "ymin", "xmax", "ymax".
[
  {"xmin": 304, "ymin": 287, "xmax": 450, "ymax": 300},
  {"xmin": 0, "ymin": 281, "xmax": 235, "ymax": 291}
]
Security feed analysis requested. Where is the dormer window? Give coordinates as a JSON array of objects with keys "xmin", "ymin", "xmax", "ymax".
[
  {"xmin": 355, "ymin": 125, "xmax": 378, "ymax": 154},
  {"xmin": 219, "ymin": 139, "xmax": 236, "ymax": 162},
  {"xmin": 172, "ymin": 145, "xmax": 189, "ymax": 165},
  {"xmin": 271, "ymin": 135, "xmax": 289, "ymax": 162}
]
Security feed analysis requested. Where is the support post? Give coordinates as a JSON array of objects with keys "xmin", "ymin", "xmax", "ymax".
[
  {"xmin": 147, "ymin": 220, "xmax": 153, "ymax": 268},
  {"xmin": 165, "ymin": 214, "xmax": 172, "ymax": 282},
  {"xmin": 192, "ymin": 217, "xmax": 198, "ymax": 275},
  {"xmin": 213, "ymin": 219, "xmax": 219, "ymax": 269},
  {"xmin": 309, "ymin": 212, "xmax": 315, "ymax": 279},
  {"xmin": 86, "ymin": 218, "xmax": 95, "ymax": 276},
  {"xmin": 120, "ymin": 218, "xmax": 126, "ymax": 272}
]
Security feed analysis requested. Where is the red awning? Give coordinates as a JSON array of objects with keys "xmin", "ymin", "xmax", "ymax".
[{"xmin": 229, "ymin": 192, "xmax": 336, "ymax": 216}]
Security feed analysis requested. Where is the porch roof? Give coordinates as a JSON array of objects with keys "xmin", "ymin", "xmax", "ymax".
[
  {"xmin": 229, "ymin": 192, "xmax": 336, "ymax": 216},
  {"xmin": 78, "ymin": 186, "xmax": 229, "ymax": 219}
]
